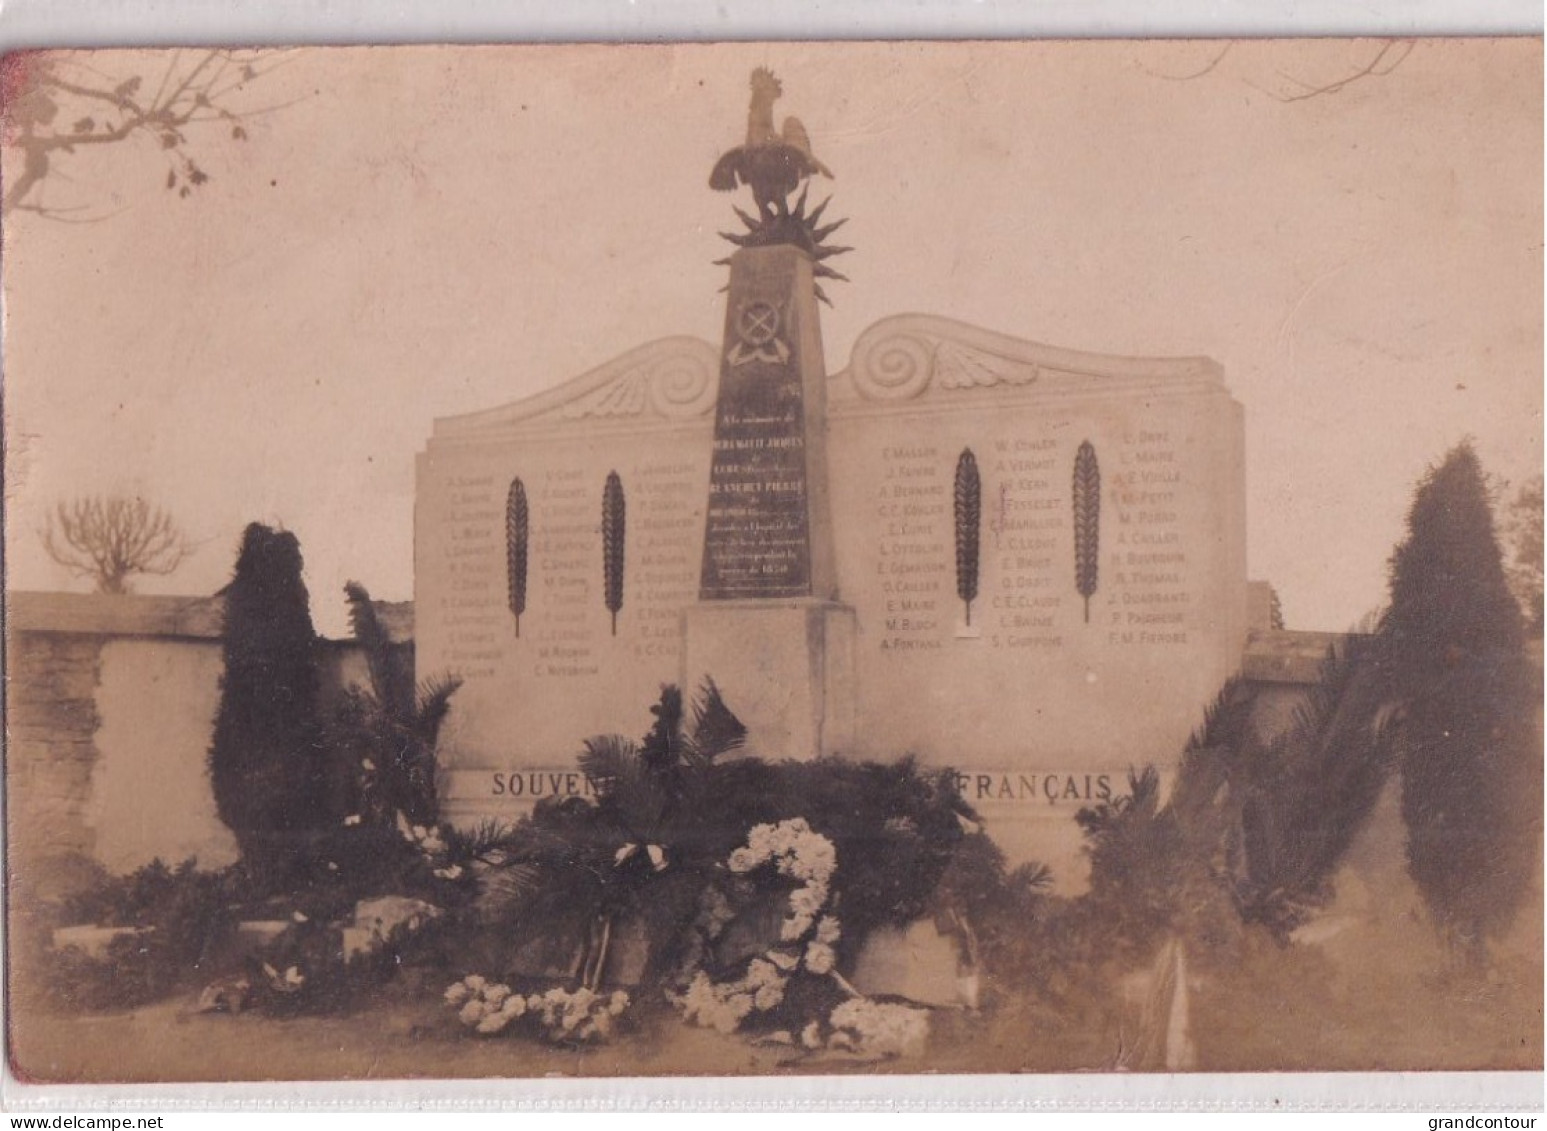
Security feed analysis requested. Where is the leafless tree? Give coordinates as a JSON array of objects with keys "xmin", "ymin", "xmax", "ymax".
[
  {"xmin": 1137, "ymin": 38, "xmax": 1418, "ymax": 104},
  {"xmin": 1273, "ymin": 39, "xmax": 1416, "ymax": 103},
  {"xmin": 41, "ymin": 496, "xmax": 192, "ymax": 594},
  {"xmin": 1, "ymin": 48, "xmax": 295, "ymax": 219},
  {"xmin": 1499, "ymin": 474, "xmax": 1544, "ymax": 632}
]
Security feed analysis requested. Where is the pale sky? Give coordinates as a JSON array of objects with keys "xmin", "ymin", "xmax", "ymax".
[{"xmin": 3, "ymin": 40, "xmax": 1541, "ymax": 637}]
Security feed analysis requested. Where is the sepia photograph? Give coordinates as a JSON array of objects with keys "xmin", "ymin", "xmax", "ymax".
[{"xmin": 2, "ymin": 39, "xmax": 1541, "ymax": 1090}]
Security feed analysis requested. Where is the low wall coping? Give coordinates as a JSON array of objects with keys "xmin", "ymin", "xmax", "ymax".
[
  {"xmin": 1241, "ymin": 628, "xmax": 1355, "ymax": 685},
  {"xmin": 7, "ymin": 591, "xmax": 413, "ymax": 643}
]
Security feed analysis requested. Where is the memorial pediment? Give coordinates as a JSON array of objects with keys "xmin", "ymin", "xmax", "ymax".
[
  {"xmin": 430, "ymin": 314, "xmax": 1226, "ymax": 444},
  {"xmin": 829, "ymin": 314, "xmax": 1224, "ymax": 409},
  {"xmin": 432, "ymin": 335, "xmax": 721, "ymax": 440}
]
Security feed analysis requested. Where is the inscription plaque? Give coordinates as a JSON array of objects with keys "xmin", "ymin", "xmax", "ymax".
[{"xmin": 699, "ymin": 247, "xmax": 830, "ymax": 600}]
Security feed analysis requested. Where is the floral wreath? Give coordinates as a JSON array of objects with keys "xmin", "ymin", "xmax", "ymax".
[{"xmin": 673, "ymin": 818, "xmax": 928, "ymax": 1059}]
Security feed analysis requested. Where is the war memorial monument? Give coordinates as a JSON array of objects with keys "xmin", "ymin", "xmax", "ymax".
[{"xmin": 414, "ymin": 69, "xmax": 1248, "ymax": 877}]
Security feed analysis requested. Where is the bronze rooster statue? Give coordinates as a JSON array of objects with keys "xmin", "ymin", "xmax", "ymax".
[{"xmin": 709, "ymin": 68, "xmax": 833, "ymax": 219}]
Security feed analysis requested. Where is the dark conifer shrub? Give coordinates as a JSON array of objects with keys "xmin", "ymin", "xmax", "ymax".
[
  {"xmin": 1382, "ymin": 442, "xmax": 1543, "ymax": 959},
  {"xmin": 208, "ymin": 523, "xmax": 328, "ymax": 883}
]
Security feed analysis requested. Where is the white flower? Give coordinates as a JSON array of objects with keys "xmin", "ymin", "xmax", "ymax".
[
  {"xmin": 804, "ymin": 942, "xmax": 836, "ymax": 975},
  {"xmin": 767, "ymin": 949, "xmax": 798, "ymax": 971},
  {"xmin": 465, "ymin": 974, "xmax": 487, "ymax": 991},
  {"xmin": 484, "ymin": 983, "xmax": 511, "ymax": 1007},
  {"xmin": 434, "ymin": 865, "xmax": 464, "ymax": 881},
  {"xmin": 780, "ymin": 914, "xmax": 814, "ymax": 942},
  {"xmin": 291, "ymin": 910, "xmax": 309, "ymax": 923},
  {"xmin": 746, "ymin": 824, "xmax": 774, "ymax": 858},
  {"xmin": 500, "ymin": 995, "xmax": 527, "ymax": 1018},
  {"xmin": 789, "ymin": 886, "xmax": 823, "ymax": 917},
  {"xmin": 411, "ymin": 825, "xmax": 428, "ymax": 840},
  {"xmin": 343, "ymin": 814, "xmax": 362, "ymax": 827},
  {"xmin": 646, "ymin": 843, "xmax": 667, "ymax": 872},
  {"xmin": 459, "ymin": 1000, "xmax": 488, "ymax": 1026},
  {"xmin": 361, "ymin": 758, "xmax": 375, "ymax": 771},
  {"xmin": 326, "ymin": 861, "xmax": 339, "ymax": 872},
  {"xmin": 816, "ymin": 916, "xmax": 841, "ymax": 944},
  {"xmin": 608, "ymin": 991, "xmax": 629, "ymax": 1016},
  {"xmin": 444, "ymin": 982, "xmax": 471, "ymax": 1006},
  {"xmin": 801, "ymin": 1022, "xmax": 824, "ymax": 1049},
  {"xmin": 476, "ymin": 1012, "xmax": 512, "ymax": 1035},
  {"xmin": 614, "ymin": 843, "xmax": 638, "ymax": 866},
  {"xmin": 727, "ymin": 847, "xmax": 756, "ymax": 873}
]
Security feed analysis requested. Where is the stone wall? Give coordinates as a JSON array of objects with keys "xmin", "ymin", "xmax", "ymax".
[
  {"xmin": 5, "ymin": 591, "xmax": 410, "ymax": 878},
  {"xmin": 5, "ymin": 587, "xmax": 1330, "ymax": 883},
  {"xmin": 7, "ymin": 629, "xmax": 103, "ymax": 865}
]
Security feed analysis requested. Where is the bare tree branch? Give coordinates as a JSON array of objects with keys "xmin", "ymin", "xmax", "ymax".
[
  {"xmin": 1139, "ymin": 42, "xmax": 1235, "ymax": 83},
  {"xmin": 40, "ymin": 495, "xmax": 193, "ymax": 594},
  {"xmin": 2, "ymin": 48, "xmax": 297, "ymax": 217},
  {"xmin": 1275, "ymin": 39, "xmax": 1417, "ymax": 104}
]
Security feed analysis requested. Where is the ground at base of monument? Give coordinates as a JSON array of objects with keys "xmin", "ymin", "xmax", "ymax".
[{"xmin": 9, "ymin": 908, "xmax": 1539, "ymax": 1083}]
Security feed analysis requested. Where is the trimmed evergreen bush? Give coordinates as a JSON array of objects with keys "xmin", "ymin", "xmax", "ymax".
[
  {"xmin": 1382, "ymin": 442, "xmax": 1543, "ymax": 960},
  {"xmin": 208, "ymin": 523, "xmax": 329, "ymax": 885}
]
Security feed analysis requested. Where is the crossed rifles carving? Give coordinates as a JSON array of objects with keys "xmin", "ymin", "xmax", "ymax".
[{"xmin": 727, "ymin": 299, "xmax": 790, "ymax": 367}]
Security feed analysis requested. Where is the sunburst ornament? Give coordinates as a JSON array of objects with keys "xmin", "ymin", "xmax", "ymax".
[{"xmin": 715, "ymin": 184, "xmax": 853, "ymax": 306}]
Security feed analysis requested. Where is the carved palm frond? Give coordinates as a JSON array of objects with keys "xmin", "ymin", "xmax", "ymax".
[
  {"xmin": 954, "ymin": 449, "xmax": 982, "ymax": 626},
  {"xmin": 602, "ymin": 471, "xmax": 626, "ymax": 636},
  {"xmin": 1073, "ymin": 441, "xmax": 1102, "ymax": 623},
  {"xmin": 506, "ymin": 477, "xmax": 529, "ymax": 637}
]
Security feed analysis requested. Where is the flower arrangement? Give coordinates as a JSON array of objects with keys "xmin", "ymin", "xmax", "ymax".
[
  {"xmin": 729, "ymin": 818, "xmax": 837, "ymax": 943},
  {"xmin": 676, "ymin": 957, "xmax": 788, "ymax": 1033},
  {"xmin": 670, "ymin": 820, "xmax": 931, "ymax": 1060},
  {"xmin": 445, "ymin": 976, "xmax": 629, "ymax": 1044},
  {"xmin": 826, "ymin": 997, "xmax": 930, "ymax": 1058}
]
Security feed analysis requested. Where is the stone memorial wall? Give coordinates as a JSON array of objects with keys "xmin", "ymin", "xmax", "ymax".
[
  {"xmin": 416, "ymin": 337, "xmax": 719, "ymax": 815},
  {"xmin": 416, "ymin": 314, "xmax": 1246, "ymax": 877}
]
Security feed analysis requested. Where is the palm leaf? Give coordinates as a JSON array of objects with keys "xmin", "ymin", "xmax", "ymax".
[
  {"xmin": 640, "ymin": 684, "xmax": 685, "ymax": 777},
  {"xmin": 577, "ymin": 734, "xmax": 641, "ymax": 799},
  {"xmin": 343, "ymin": 580, "xmax": 404, "ymax": 710},
  {"xmin": 687, "ymin": 677, "xmax": 746, "ymax": 767},
  {"xmin": 451, "ymin": 818, "xmax": 515, "ymax": 860},
  {"xmin": 577, "ymin": 734, "xmax": 671, "ymax": 838},
  {"xmin": 1231, "ymin": 638, "xmax": 1396, "ymax": 936},
  {"xmin": 472, "ymin": 861, "xmax": 544, "ymax": 925},
  {"xmin": 410, "ymin": 675, "xmax": 463, "ymax": 749}
]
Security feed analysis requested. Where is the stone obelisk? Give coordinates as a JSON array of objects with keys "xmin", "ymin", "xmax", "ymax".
[{"xmin": 682, "ymin": 68, "xmax": 855, "ymax": 760}]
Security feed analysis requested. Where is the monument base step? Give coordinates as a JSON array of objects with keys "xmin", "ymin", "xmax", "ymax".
[{"xmin": 850, "ymin": 918, "xmax": 974, "ymax": 1009}]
